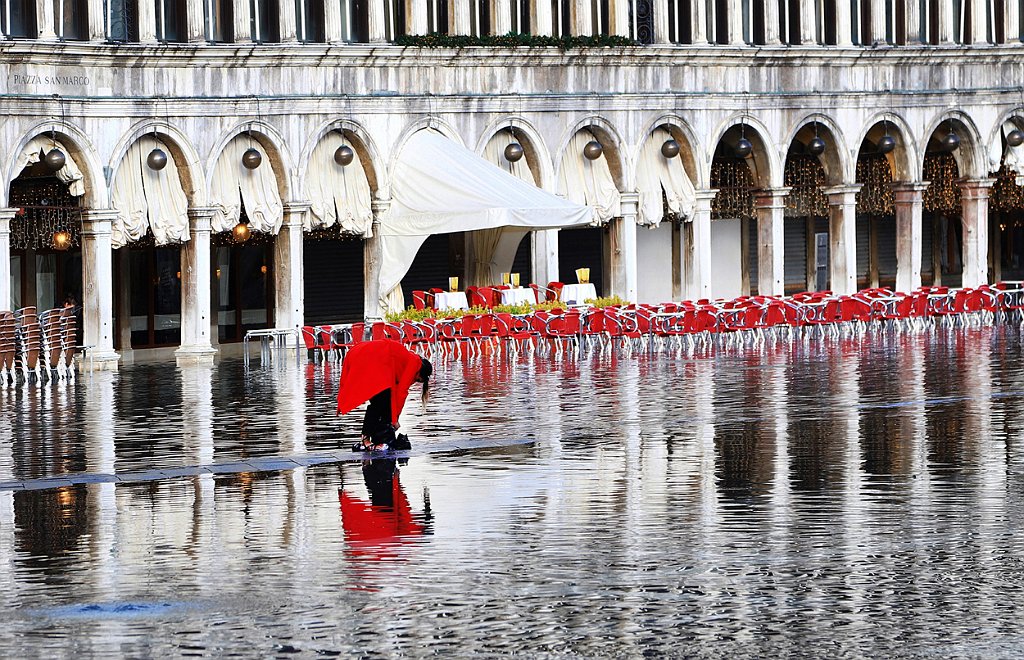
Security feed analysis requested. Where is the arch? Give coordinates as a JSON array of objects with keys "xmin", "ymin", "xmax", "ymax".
[
  {"xmin": 853, "ymin": 112, "xmax": 919, "ymax": 182},
  {"xmin": 387, "ymin": 116, "xmax": 465, "ymax": 191},
  {"xmin": 555, "ymin": 116, "xmax": 628, "ymax": 190},
  {"xmin": 782, "ymin": 113, "xmax": 854, "ymax": 185},
  {"xmin": 4, "ymin": 120, "xmax": 108, "ymax": 209},
  {"xmin": 634, "ymin": 113, "xmax": 705, "ymax": 189},
  {"xmin": 709, "ymin": 114, "xmax": 780, "ymax": 189},
  {"xmin": 205, "ymin": 120, "xmax": 294, "ymax": 202},
  {"xmin": 300, "ymin": 118, "xmax": 385, "ymax": 199},
  {"xmin": 474, "ymin": 116, "xmax": 554, "ymax": 190},
  {"xmin": 107, "ymin": 119, "xmax": 205, "ymax": 206},
  {"xmin": 921, "ymin": 109, "xmax": 986, "ymax": 179},
  {"xmin": 985, "ymin": 106, "xmax": 1024, "ymax": 174}
]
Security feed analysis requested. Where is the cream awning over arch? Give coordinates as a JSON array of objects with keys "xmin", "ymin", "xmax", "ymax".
[
  {"xmin": 111, "ymin": 136, "xmax": 190, "ymax": 248},
  {"xmin": 13, "ymin": 136, "xmax": 86, "ymax": 198},
  {"xmin": 557, "ymin": 128, "xmax": 620, "ymax": 224},
  {"xmin": 305, "ymin": 131, "xmax": 373, "ymax": 237},
  {"xmin": 378, "ymin": 129, "xmax": 593, "ymax": 313},
  {"xmin": 210, "ymin": 135, "xmax": 283, "ymax": 235},
  {"xmin": 636, "ymin": 127, "xmax": 696, "ymax": 226}
]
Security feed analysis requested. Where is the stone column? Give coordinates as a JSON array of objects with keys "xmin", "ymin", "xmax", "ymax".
[
  {"xmin": 609, "ymin": 193, "xmax": 639, "ymax": 302},
  {"xmin": 364, "ymin": 201, "xmax": 390, "ymax": 322},
  {"xmin": 870, "ymin": 0, "xmax": 887, "ymax": 44},
  {"xmin": 754, "ymin": 188, "xmax": 789, "ymax": 297},
  {"xmin": 800, "ymin": 0, "xmax": 817, "ymax": 43},
  {"xmin": 906, "ymin": 0, "xmax": 923, "ymax": 43},
  {"xmin": 825, "ymin": 184, "xmax": 861, "ymax": 295},
  {"xmin": 690, "ymin": 0, "xmax": 709, "ymax": 43},
  {"xmin": 835, "ymin": 0, "xmax": 853, "ymax": 44},
  {"xmin": 274, "ymin": 203, "xmax": 308, "ymax": 346},
  {"xmin": 452, "ymin": 0, "xmax": 472, "ymax": 34},
  {"xmin": 1007, "ymin": 0, "xmax": 1021, "ymax": 43},
  {"xmin": 368, "ymin": 0, "xmax": 389, "ymax": 40},
  {"xmin": 937, "ymin": 0, "xmax": 954, "ymax": 43},
  {"xmin": 968, "ymin": 0, "xmax": 987, "ymax": 43},
  {"xmin": 493, "ymin": 0, "xmax": 512, "ymax": 34},
  {"xmin": 573, "ymin": 1, "xmax": 592, "ymax": 36},
  {"xmin": 280, "ymin": 0, "xmax": 299, "ymax": 41},
  {"xmin": 187, "ymin": 0, "xmax": 206, "ymax": 41},
  {"xmin": 37, "ymin": 0, "xmax": 57, "ymax": 39},
  {"xmin": 407, "ymin": 0, "xmax": 429, "ymax": 34},
  {"xmin": 234, "ymin": 0, "xmax": 253, "ymax": 42},
  {"xmin": 88, "ymin": 0, "xmax": 106, "ymax": 40},
  {"xmin": 115, "ymin": 249, "xmax": 132, "ymax": 351},
  {"xmin": 960, "ymin": 179, "xmax": 995, "ymax": 288},
  {"xmin": 138, "ymin": 0, "xmax": 158, "ymax": 42},
  {"xmin": 611, "ymin": 0, "xmax": 631, "ymax": 37},
  {"xmin": 763, "ymin": 0, "xmax": 782, "ymax": 44},
  {"xmin": 652, "ymin": 0, "xmax": 670, "ymax": 43},
  {"xmin": 531, "ymin": 230, "xmax": 559, "ymax": 292},
  {"xmin": 176, "ymin": 208, "xmax": 217, "ymax": 365},
  {"xmin": 325, "ymin": 0, "xmax": 344, "ymax": 41},
  {"xmin": 0, "ymin": 210, "xmax": 13, "ymax": 311},
  {"xmin": 684, "ymin": 190, "xmax": 716, "ymax": 301},
  {"xmin": 80, "ymin": 210, "xmax": 120, "ymax": 370},
  {"xmin": 533, "ymin": 0, "xmax": 554, "ymax": 36},
  {"xmin": 892, "ymin": 182, "xmax": 929, "ymax": 293},
  {"xmin": 727, "ymin": 0, "xmax": 744, "ymax": 43}
]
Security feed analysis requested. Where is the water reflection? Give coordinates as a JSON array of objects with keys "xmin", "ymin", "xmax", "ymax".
[{"xmin": 0, "ymin": 326, "xmax": 1023, "ymax": 654}]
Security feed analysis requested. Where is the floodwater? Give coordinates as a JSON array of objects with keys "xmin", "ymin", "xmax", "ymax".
[{"xmin": 1, "ymin": 325, "xmax": 1024, "ymax": 658}]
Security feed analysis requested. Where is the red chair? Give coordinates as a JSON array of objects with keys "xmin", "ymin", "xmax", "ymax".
[
  {"xmin": 546, "ymin": 282, "xmax": 565, "ymax": 302},
  {"xmin": 411, "ymin": 291, "xmax": 428, "ymax": 310}
]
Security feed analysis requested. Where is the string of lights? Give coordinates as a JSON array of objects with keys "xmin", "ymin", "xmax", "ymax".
[
  {"xmin": 710, "ymin": 160, "xmax": 755, "ymax": 221},
  {"xmin": 855, "ymin": 154, "xmax": 895, "ymax": 216},
  {"xmin": 784, "ymin": 155, "xmax": 828, "ymax": 218}
]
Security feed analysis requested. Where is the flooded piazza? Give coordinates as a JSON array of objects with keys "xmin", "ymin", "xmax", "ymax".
[{"xmin": 1, "ymin": 325, "xmax": 1024, "ymax": 657}]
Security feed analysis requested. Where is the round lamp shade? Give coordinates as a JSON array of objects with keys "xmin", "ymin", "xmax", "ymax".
[
  {"xmin": 147, "ymin": 148, "xmax": 168, "ymax": 171},
  {"xmin": 504, "ymin": 142, "xmax": 525, "ymax": 162},
  {"xmin": 877, "ymin": 135, "xmax": 897, "ymax": 154},
  {"xmin": 334, "ymin": 145, "xmax": 354, "ymax": 166},
  {"xmin": 942, "ymin": 132, "xmax": 961, "ymax": 153},
  {"xmin": 44, "ymin": 148, "xmax": 66, "ymax": 172},
  {"xmin": 1007, "ymin": 129, "xmax": 1024, "ymax": 148},
  {"xmin": 661, "ymin": 139, "xmax": 680, "ymax": 158},
  {"xmin": 734, "ymin": 138, "xmax": 753, "ymax": 159},
  {"xmin": 232, "ymin": 222, "xmax": 251, "ymax": 242},
  {"xmin": 53, "ymin": 230, "xmax": 72, "ymax": 251},
  {"xmin": 583, "ymin": 140, "xmax": 603, "ymax": 160},
  {"xmin": 807, "ymin": 136, "xmax": 826, "ymax": 156},
  {"xmin": 242, "ymin": 147, "xmax": 262, "ymax": 169}
]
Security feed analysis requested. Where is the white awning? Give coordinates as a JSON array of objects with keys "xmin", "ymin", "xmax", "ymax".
[
  {"xmin": 210, "ymin": 135, "xmax": 283, "ymax": 235},
  {"xmin": 14, "ymin": 136, "xmax": 86, "ymax": 198},
  {"xmin": 111, "ymin": 136, "xmax": 190, "ymax": 248},
  {"xmin": 636, "ymin": 127, "xmax": 696, "ymax": 226},
  {"xmin": 378, "ymin": 130, "xmax": 593, "ymax": 313},
  {"xmin": 306, "ymin": 131, "xmax": 373, "ymax": 237}
]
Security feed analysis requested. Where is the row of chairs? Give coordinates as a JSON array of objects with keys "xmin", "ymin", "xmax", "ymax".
[
  {"xmin": 0, "ymin": 307, "xmax": 78, "ymax": 385},
  {"xmin": 343, "ymin": 283, "xmax": 1024, "ymax": 360}
]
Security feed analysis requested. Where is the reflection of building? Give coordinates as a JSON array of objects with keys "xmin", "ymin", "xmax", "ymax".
[{"xmin": 2, "ymin": 2, "xmax": 1023, "ymax": 367}]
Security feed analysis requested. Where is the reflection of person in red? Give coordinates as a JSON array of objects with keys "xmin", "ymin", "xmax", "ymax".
[
  {"xmin": 339, "ymin": 459, "xmax": 431, "ymax": 564},
  {"xmin": 337, "ymin": 340, "xmax": 432, "ymax": 451}
]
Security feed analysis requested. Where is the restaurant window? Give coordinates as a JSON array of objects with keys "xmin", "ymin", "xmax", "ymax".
[
  {"xmin": 205, "ymin": 0, "xmax": 233, "ymax": 41},
  {"xmin": 626, "ymin": 0, "xmax": 653, "ymax": 42},
  {"xmin": 296, "ymin": 0, "xmax": 325, "ymax": 41},
  {"xmin": 666, "ymin": 0, "xmax": 691, "ymax": 43},
  {"xmin": 55, "ymin": 0, "xmax": 89, "ymax": 40},
  {"xmin": 250, "ymin": 0, "xmax": 280, "ymax": 42},
  {"xmin": 157, "ymin": 0, "xmax": 187, "ymax": 41},
  {"xmin": 383, "ymin": 0, "xmax": 404, "ymax": 39},
  {"xmin": 340, "ymin": 0, "xmax": 369, "ymax": 41},
  {"xmin": 590, "ymin": 0, "xmax": 610, "ymax": 35},
  {"xmin": 427, "ymin": 0, "xmax": 448, "ymax": 33},
  {"xmin": 469, "ymin": 0, "xmax": 489, "ymax": 35},
  {"xmin": 215, "ymin": 243, "xmax": 273, "ymax": 343},
  {"xmin": 1, "ymin": 0, "xmax": 36, "ymax": 38},
  {"xmin": 122, "ymin": 245, "xmax": 182, "ymax": 348}
]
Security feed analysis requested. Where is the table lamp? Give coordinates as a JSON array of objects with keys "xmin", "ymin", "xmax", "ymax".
[{"xmin": 511, "ymin": 273, "xmax": 520, "ymax": 287}]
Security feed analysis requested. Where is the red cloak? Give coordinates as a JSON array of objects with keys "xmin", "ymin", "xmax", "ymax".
[{"xmin": 336, "ymin": 340, "xmax": 423, "ymax": 423}]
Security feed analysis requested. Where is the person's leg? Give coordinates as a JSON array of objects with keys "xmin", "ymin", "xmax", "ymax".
[{"xmin": 361, "ymin": 389, "xmax": 395, "ymax": 448}]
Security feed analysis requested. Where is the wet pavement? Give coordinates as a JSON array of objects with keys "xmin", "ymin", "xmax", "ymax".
[{"xmin": 1, "ymin": 325, "xmax": 1024, "ymax": 657}]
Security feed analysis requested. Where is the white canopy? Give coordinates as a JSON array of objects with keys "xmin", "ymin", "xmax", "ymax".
[
  {"xmin": 557, "ymin": 129, "xmax": 621, "ymax": 224},
  {"xmin": 305, "ymin": 131, "xmax": 374, "ymax": 237},
  {"xmin": 210, "ymin": 135, "xmax": 283, "ymax": 235},
  {"xmin": 378, "ymin": 130, "xmax": 593, "ymax": 313},
  {"xmin": 111, "ymin": 136, "xmax": 190, "ymax": 248},
  {"xmin": 636, "ymin": 127, "xmax": 696, "ymax": 226},
  {"xmin": 14, "ymin": 136, "xmax": 86, "ymax": 197},
  {"xmin": 989, "ymin": 121, "xmax": 1024, "ymax": 183}
]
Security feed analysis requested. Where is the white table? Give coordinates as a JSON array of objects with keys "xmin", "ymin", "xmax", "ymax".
[
  {"xmin": 433, "ymin": 291, "xmax": 469, "ymax": 311},
  {"xmin": 500, "ymin": 287, "xmax": 536, "ymax": 305},
  {"xmin": 559, "ymin": 283, "xmax": 597, "ymax": 305}
]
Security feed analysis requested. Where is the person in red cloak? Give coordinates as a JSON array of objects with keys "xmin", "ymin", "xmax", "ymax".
[{"xmin": 337, "ymin": 340, "xmax": 432, "ymax": 451}]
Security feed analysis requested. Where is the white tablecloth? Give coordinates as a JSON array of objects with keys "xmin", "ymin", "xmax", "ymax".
[
  {"xmin": 500, "ymin": 287, "xmax": 536, "ymax": 305},
  {"xmin": 559, "ymin": 283, "xmax": 597, "ymax": 305},
  {"xmin": 434, "ymin": 291, "xmax": 469, "ymax": 311}
]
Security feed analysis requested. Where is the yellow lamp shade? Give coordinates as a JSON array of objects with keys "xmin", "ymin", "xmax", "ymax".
[{"xmin": 448, "ymin": 276, "xmax": 459, "ymax": 292}]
